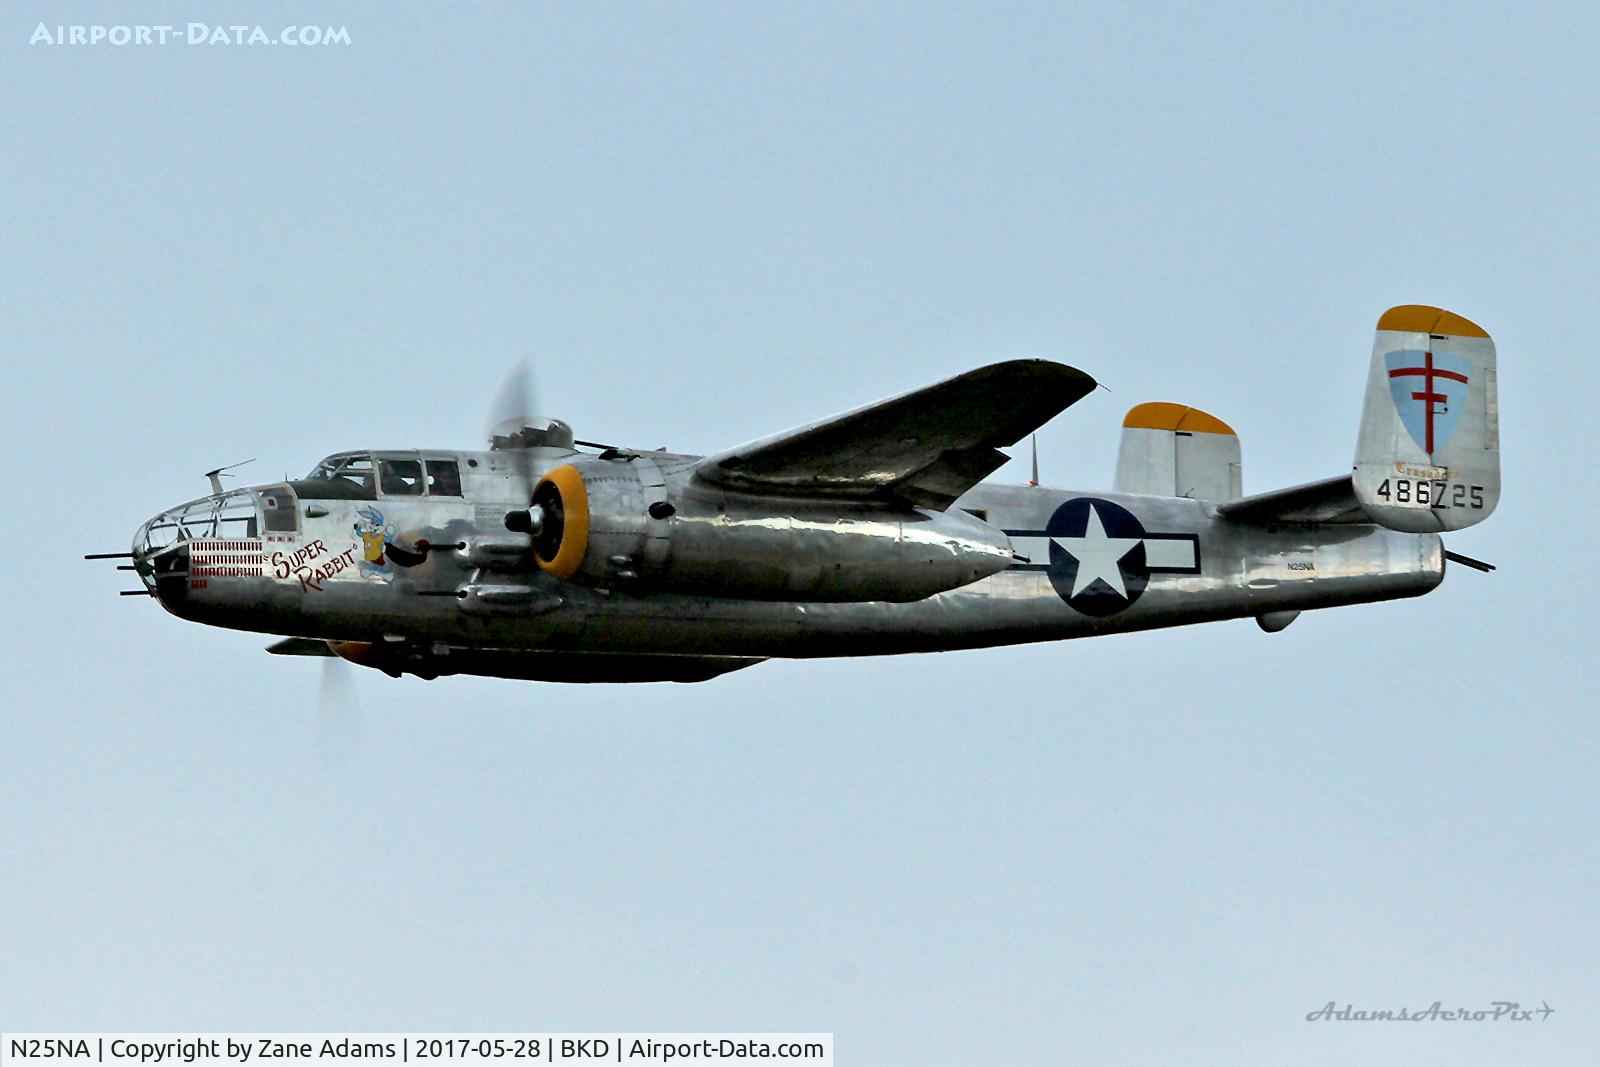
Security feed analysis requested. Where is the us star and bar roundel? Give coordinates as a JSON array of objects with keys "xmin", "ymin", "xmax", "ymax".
[{"xmin": 1007, "ymin": 497, "xmax": 1202, "ymax": 616}]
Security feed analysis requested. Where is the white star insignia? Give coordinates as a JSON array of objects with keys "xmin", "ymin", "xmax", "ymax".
[{"xmin": 1052, "ymin": 502, "xmax": 1143, "ymax": 598}]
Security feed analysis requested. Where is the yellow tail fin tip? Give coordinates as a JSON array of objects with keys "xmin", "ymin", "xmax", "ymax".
[
  {"xmin": 1123, "ymin": 401, "xmax": 1236, "ymax": 436},
  {"xmin": 1377, "ymin": 305, "xmax": 1490, "ymax": 339}
]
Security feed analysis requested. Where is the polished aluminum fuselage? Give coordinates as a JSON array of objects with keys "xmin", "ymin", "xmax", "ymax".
[{"xmin": 134, "ymin": 445, "xmax": 1443, "ymax": 667}]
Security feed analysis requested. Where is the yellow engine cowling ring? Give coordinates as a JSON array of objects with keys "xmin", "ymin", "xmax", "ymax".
[{"xmin": 531, "ymin": 463, "xmax": 591, "ymax": 580}]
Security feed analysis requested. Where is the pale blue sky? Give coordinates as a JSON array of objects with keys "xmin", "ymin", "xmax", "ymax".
[{"xmin": 3, "ymin": 4, "xmax": 1597, "ymax": 1063}]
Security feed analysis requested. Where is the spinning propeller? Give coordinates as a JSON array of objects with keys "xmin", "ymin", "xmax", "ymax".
[{"xmin": 485, "ymin": 360, "xmax": 586, "ymax": 573}]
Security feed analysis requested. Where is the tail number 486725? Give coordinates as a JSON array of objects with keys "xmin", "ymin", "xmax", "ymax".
[{"xmin": 1375, "ymin": 477, "xmax": 1484, "ymax": 509}]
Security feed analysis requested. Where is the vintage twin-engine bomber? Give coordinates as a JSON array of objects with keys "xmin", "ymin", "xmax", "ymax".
[{"xmin": 100, "ymin": 305, "xmax": 1501, "ymax": 683}]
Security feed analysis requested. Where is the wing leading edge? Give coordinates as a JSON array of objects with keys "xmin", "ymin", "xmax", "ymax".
[{"xmin": 692, "ymin": 359, "xmax": 1097, "ymax": 508}]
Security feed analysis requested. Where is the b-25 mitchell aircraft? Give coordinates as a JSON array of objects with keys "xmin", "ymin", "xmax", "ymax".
[{"xmin": 94, "ymin": 305, "xmax": 1500, "ymax": 683}]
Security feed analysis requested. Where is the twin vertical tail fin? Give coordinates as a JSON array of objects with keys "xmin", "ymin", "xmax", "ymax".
[
  {"xmin": 1353, "ymin": 305, "xmax": 1500, "ymax": 532},
  {"xmin": 1113, "ymin": 402, "xmax": 1243, "ymax": 501}
]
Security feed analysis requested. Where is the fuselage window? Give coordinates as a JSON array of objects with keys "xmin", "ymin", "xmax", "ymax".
[
  {"xmin": 426, "ymin": 459, "xmax": 462, "ymax": 496},
  {"xmin": 260, "ymin": 485, "xmax": 299, "ymax": 533},
  {"xmin": 379, "ymin": 458, "xmax": 424, "ymax": 496}
]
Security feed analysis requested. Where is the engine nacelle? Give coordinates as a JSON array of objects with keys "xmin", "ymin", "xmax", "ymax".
[{"xmin": 528, "ymin": 456, "xmax": 1013, "ymax": 602}]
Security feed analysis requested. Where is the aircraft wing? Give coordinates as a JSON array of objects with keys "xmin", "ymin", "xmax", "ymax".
[
  {"xmin": 1216, "ymin": 474, "xmax": 1370, "ymax": 524},
  {"xmin": 692, "ymin": 359, "xmax": 1097, "ymax": 508}
]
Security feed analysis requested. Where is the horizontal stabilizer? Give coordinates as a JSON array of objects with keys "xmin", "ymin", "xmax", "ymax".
[
  {"xmin": 1216, "ymin": 474, "xmax": 1367, "ymax": 525},
  {"xmin": 693, "ymin": 360, "xmax": 1096, "ymax": 508},
  {"xmin": 1113, "ymin": 402, "xmax": 1242, "ymax": 501}
]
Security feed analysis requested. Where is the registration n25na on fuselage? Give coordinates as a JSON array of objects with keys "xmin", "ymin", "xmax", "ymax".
[{"xmin": 96, "ymin": 305, "xmax": 1501, "ymax": 683}]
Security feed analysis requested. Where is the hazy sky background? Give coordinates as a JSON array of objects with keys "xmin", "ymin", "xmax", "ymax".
[{"xmin": 4, "ymin": 3, "xmax": 1597, "ymax": 1063}]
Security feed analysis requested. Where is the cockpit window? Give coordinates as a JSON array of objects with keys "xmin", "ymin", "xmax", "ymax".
[
  {"xmin": 426, "ymin": 459, "xmax": 462, "ymax": 496},
  {"xmin": 378, "ymin": 458, "xmax": 424, "ymax": 496},
  {"xmin": 307, "ymin": 454, "xmax": 375, "ymax": 494}
]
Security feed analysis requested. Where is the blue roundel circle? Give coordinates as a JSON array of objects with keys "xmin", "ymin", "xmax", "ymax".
[{"xmin": 1045, "ymin": 497, "xmax": 1150, "ymax": 616}]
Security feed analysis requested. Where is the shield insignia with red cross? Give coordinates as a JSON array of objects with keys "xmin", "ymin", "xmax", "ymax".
[{"xmin": 1385, "ymin": 349, "xmax": 1471, "ymax": 454}]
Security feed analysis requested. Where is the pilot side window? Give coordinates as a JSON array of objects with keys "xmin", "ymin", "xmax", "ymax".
[
  {"xmin": 426, "ymin": 459, "xmax": 462, "ymax": 496},
  {"xmin": 378, "ymin": 458, "xmax": 424, "ymax": 496},
  {"xmin": 331, "ymin": 456, "xmax": 375, "ymax": 494}
]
